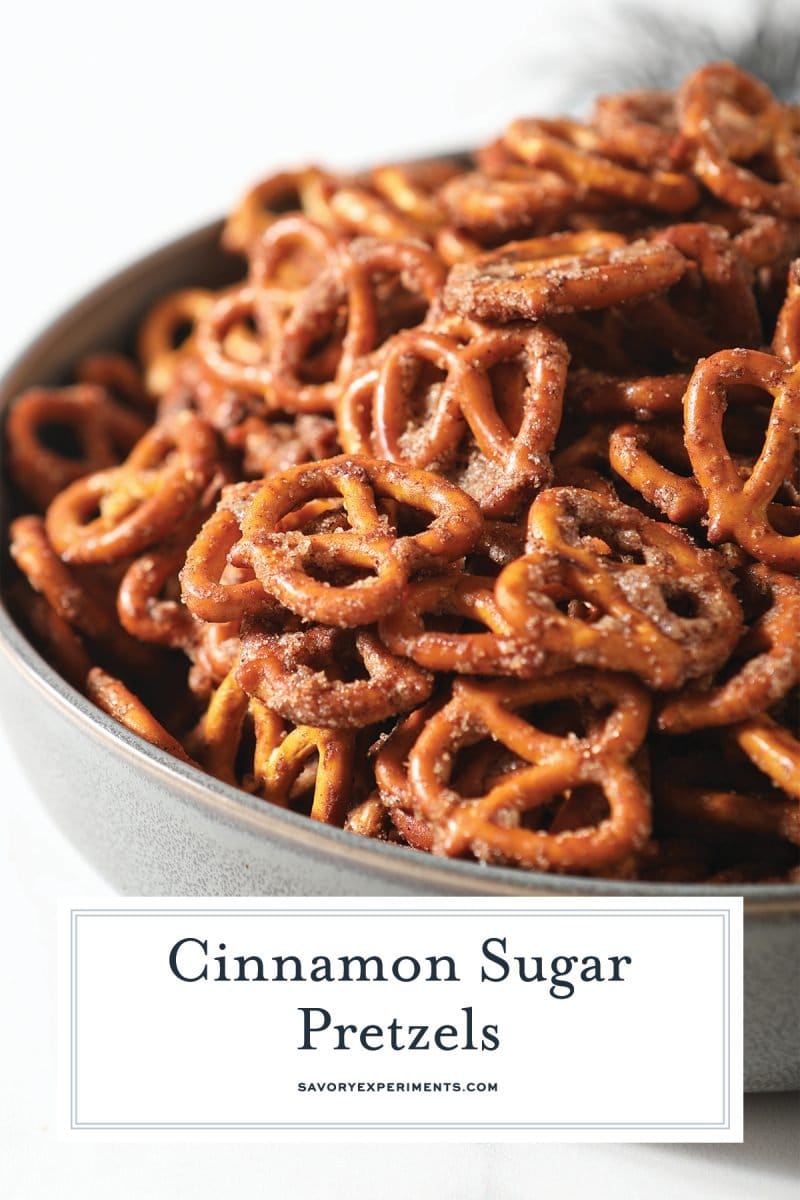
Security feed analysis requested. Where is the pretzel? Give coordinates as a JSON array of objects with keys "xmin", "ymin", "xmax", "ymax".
[
  {"xmin": 404, "ymin": 671, "xmax": 651, "ymax": 872},
  {"xmin": 222, "ymin": 167, "xmax": 335, "ymax": 254},
  {"xmin": 371, "ymin": 159, "xmax": 461, "ymax": 226},
  {"xmin": 74, "ymin": 353, "xmax": 151, "ymax": 411},
  {"xmin": 269, "ymin": 236, "xmax": 445, "ymax": 413},
  {"xmin": 442, "ymin": 233, "xmax": 687, "ymax": 322},
  {"xmin": 624, "ymin": 223, "xmax": 762, "ymax": 362},
  {"xmin": 495, "ymin": 488, "xmax": 741, "ymax": 689},
  {"xmin": 137, "ymin": 289, "xmax": 217, "ymax": 396},
  {"xmin": 236, "ymin": 622, "xmax": 432, "ymax": 729},
  {"xmin": 608, "ymin": 421, "xmax": 705, "ymax": 524},
  {"xmin": 773, "ymin": 259, "xmax": 800, "ymax": 364},
  {"xmin": 339, "ymin": 323, "xmax": 567, "ymax": 514},
  {"xmin": 373, "ymin": 704, "xmax": 441, "ymax": 851},
  {"xmin": 503, "ymin": 117, "xmax": 699, "ymax": 211},
  {"xmin": 378, "ymin": 569, "xmax": 564, "ymax": 676},
  {"xmin": 180, "ymin": 482, "xmax": 285, "ymax": 623},
  {"xmin": 45, "ymin": 412, "xmax": 221, "ymax": 565},
  {"xmin": 591, "ymin": 89, "xmax": 681, "ymax": 170},
  {"xmin": 6, "ymin": 62, "xmax": 800, "ymax": 885},
  {"xmin": 678, "ymin": 63, "xmax": 800, "ymax": 218},
  {"xmin": 683, "ymin": 348, "xmax": 800, "ymax": 571},
  {"xmin": 235, "ymin": 456, "xmax": 482, "ymax": 627},
  {"xmin": 86, "ymin": 667, "xmax": 194, "ymax": 763},
  {"xmin": 5, "ymin": 385, "xmax": 146, "ymax": 511},
  {"xmin": 13, "ymin": 583, "xmax": 94, "ymax": 690},
  {"xmin": 567, "ymin": 370, "xmax": 689, "ymax": 418},
  {"xmin": 734, "ymin": 715, "xmax": 800, "ymax": 805},
  {"xmin": 118, "ymin": 542, "xmax": 198, "ymax": 649},
  {"xmin": 439, "ymin": 169, "xmax": 574, "ymax": 237},
  {"xmin": 658, "ymin": 564, "xmax": 800, "ymax": 733}
]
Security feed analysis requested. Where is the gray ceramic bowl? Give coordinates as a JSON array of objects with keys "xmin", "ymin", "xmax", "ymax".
[{"xmin": 1, "ymin": 220, "xmax": 798, "ymax": 1092}]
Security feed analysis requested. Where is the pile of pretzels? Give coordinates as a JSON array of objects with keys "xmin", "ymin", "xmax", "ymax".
[{"xmin": 6, "ymin": 62, "xmax": 799, "ymax": 881}]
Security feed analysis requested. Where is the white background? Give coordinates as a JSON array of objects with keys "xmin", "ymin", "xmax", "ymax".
[
  {"xmin": 0, "ymin": 0, "xmax": 798, "ymax": 1195},
  {"xmin": 65, "ymin": 902, "xmax": 739, "ymax": 1136}
]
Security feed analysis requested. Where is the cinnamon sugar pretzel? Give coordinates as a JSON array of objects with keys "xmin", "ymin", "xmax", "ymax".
[{"xmin": 4, "ymin": 60, "xmax": 798, "ymax": 879}]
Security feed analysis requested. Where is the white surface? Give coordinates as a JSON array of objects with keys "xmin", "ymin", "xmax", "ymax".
[{"xmin": 0, "ymin": 1, "xmax": 798, "ymax": 1195}]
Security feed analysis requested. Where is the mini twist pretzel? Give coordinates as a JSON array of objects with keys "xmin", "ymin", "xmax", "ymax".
[
  {"xmin": 187, "ymin": 667, "xmax": 354, "ymax": 824},
  {"xmin": 180, "ymin": 482, "xmax": 287, "ymax": 624},
  {"xmin": 74, "ymin": 353, "xmax": 151, "ymax": 411},
  {"xmin": 591, "ymin": 89, "xmax": 681, "ymax": 170},
  {"xmin": 658, "ymin": 564, "xmax": 800, "ymax": 733},
  {"xmin": 683, "ymin": 348, "xmax": 800, "ymax": 571},
  {"xmin": 442, "ymin": 232, "xmax": 687, "ymax": 322},
  {"xmin": 137, "ymin": 289, "xmax": 216, "ymax": 396},
  {"xmin": 734, "ymin": 715, "xmax": 800, "ymax": 805},
  {"xmin": 45, "ymin": 411, "xmax": 222, "ymax": 565},
  {"xmin": 221, "ymin": 167, "xmax": 336, "ymax": 254},
  {"xmin": 5, "ymin": 385, "xmax": 147, "ymax": 511},
  {"xmin": 269, "ymin": 236, "xmax": 445, "ymax": 413},
  {"xmin": 495, "ymin": 488, "xmax": 742, "ymax": 689},
  {"xmin": 236, "ymin": 456, "xmax": 482, "ymax": 627},
  {"xmin": 503, "ymin": 117, "xmax": 699, "ymax": 211},
  {"xmin": 117, "ymin": 542, "xmax": 199, "ymax": 649},
  {"xmin": 236, "ymin": 621, "xmax": 433, "ymax": 729},
  {"xmin": 608, "ymin": 421, "xmax": 705, "ymax": 524},
  {"xmin": 374, "ymin": 703, "xmax": 441, "ymax": 851},
  {"xmin": 339, "ymin": 323, "xmax": 568, "ymax": 515},
  {"xmin": 567, "ymin": 369, "xmax": 689, "ymax": 418},
  {"xmin": 370, "ymin": 159, "xmax": 462, "ymax": 233},
  {"xmin": 438, "ymin": 169, "xmax": 575, "ymax": 237},
  {"xmin": 86, "ymin": 667, "xmax": 194, "ymax": 763},
  {"xmin": 773, "ymin": 259, "xmax": 800, "ymax": 365},
  {"xmin": 625, "ymin": 222, "xmax": 762, "ymax": 362},
  {"xmin": 405, "ymin": 671, "xmax": 652, "ymax": 872},
  {"xmin": 678, "ymin": 63, "xmax": 800, "ymax": 218},
  {"xmin": 378, "ymin": 569, "xmax": 565, "ymax": 676}
]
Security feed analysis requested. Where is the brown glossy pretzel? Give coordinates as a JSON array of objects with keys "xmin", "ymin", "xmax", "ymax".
[
  {"xmin": 74, "ymin": 353, "xmax": 151, "ymax": 411},
  {"xmin": 5, "ymin": 385, "xmax": 146, "ymax": 511},
  {"xmin": 442, "ymin": 232, "xmax": 687, "ymax": 322},
  {"xmin": 180, "ymin": 482, "xmax": 284, "ymax": 624},
  {"xmin": 678, "ymin": 63, "xmax": 800, "ymax": 218},
  {"xmin": 373, "ymin": 704, "xmax": 441, "ymax": 851},
  {"xmin": 658, "ymin": 564, "xmax": 800, "ymax": 733},
  {"xmin": 187, "ymin": 666, "xmax": 354, "ymax": 823},
  {"xmin": 236, "ymin": 456, "xmax": 482, "ymax": 627},
  {"xmin": 503, "ymin": 117, "xmax": 699, "ymax": 211},
  {"xmin": 495, "ymin": 488, "xmax": 741, "ymax": 689},
  {"xmin": 625, "ymin": 223, "xmax": 762, "ymax": 362},
  {"xmin": 86, "ymin": 667, "xmax": 194, "ymax": 763},
  {"xmin": 221, "ymin": 167, "xmax": 335, "ymax": 254},
  {"xmin": 735, "ymin": 715, "xmax": 800, "ymax": 805},
  {"xmin": 405, "ymin": 671, "xmax": 652, "ymax": 872},
  {"xmin": 137, "ymin": 289, "xmax": 216, "ymax": 396},
  {"xmin": 773, "ymin": 259, "xmax": 800, "ymax": 365},
  {"xmin": 567, "ymin": 370, "xmax": 689, "ymax": 418},
  {"xmin": 118, "ymin": 542, "xmax": 198, "ymax": 649},
  {"xmin": 45, "ymin": 412, "xmax": 221, "ymax": 565},
  {"xmin": 591, "ymin": 89, "xmax": 681, "ymax": 170},
  {"xmin": 236, "ymin": 622, "xmax": 432, "ymax": 729},
  {"xmin": 439, "ymin": 169, "xmax": 574, "ymax": 237},
  {"xmin": 608, "ymin": 421, "xmax": 705, "ymax": 524},
  {"xmin": 339, "ymin": 323, "xmax": 568, "ymax": 515},
  {"xmin": 378, "ymin": 569, "xmax": 563, "ymax": 676},
  {"xmin": 683, "ymin": 348, "xmax": 800, "ymax": 571},
  {"xmin": 269, "ymin": 236, "xmax": 445, "ymax": 413}
]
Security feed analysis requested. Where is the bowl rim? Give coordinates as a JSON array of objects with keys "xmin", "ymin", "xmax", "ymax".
[{"xmin": 1, "ymin": 217, "xmax": 798, "ymax": 913}]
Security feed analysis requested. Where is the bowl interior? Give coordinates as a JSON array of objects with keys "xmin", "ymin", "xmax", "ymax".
[{"xmin": 2, "ymin": 219, "xmax": 798, "ymax": 908}]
